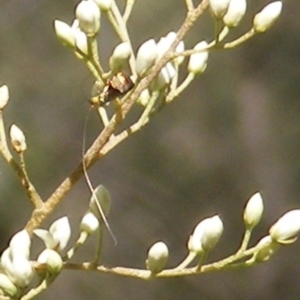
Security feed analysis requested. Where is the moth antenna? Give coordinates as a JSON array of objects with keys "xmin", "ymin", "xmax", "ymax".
[{"xmin": 82, "ymin": 109, "xmax": 117, "ymax": 245}]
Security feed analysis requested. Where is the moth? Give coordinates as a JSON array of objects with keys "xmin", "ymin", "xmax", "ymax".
[{"xmin": 90, "ymin": 72, "xmax": 134, "ymax": 106}]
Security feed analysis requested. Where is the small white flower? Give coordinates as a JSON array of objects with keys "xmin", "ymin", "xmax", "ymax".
[
  {"xmin": 10, "ymin": 124, "xmax": 27, "ymax": 153},
  {"xmin": 72, "ymin": 20, "xmax": 88, "ymax": 56},
  {"xmin": 34, "ymin": 216, "xmax": 71, "ymax": 251},
  {"xmin": 209, "ymin": 0, "xmax": 231, "ymax": 19},
  {"xmin": 109, "ymin": 42, "xmax": 131, "ymax": 72},
  {"xmin": 80, "ymin": 211, "xmax": 100, "ymax": 234},
  {"xmin": 243, "ymin": 192, "xmax": 264, "ymax": 229},
  {"xmin": 146, "ymin": 241, "xmax": 169, "ymax": 274},
  {"xmin": 269, "ymin": 210, "xmax": 300, "ymax": 244},
  {"xmin": 253, "ymin": 1, "xmax": 283, "ymax": 33},
  {"xmin": 9, "ymin": 230, "xmax": 31, "ymax": 259},
  {"xmin": 0, "ymin": 85, "xmax": 9, "ymax": 109},
  {"xmin": 75, "ymin": 0, "xmax": 101, "ymax": 35},
  {"xmin": 53, "ymin": 20, "xmax": 76, "ymax": 48},
  {"xmin": 188, "ymin": 41, "xmax": 209, "ymax": 76},
  {"xmin": 135, "ymin": 39, "xmax": 157, "ymax": 77},
  {"xmin": 49, "ymin": 217, "xmax": 71, "ymax": 251},
  {"xmin": 223, "ymin": 0, "xmax": 247, "ymax": 27},
  {"xmin": 37, "ymin": 249, "xmax": 63, "ymax": 274}
]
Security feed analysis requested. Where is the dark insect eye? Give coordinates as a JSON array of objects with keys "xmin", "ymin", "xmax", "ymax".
[{"xmin": 90, "ymin": 72, "xmax": 134, "ymax": 106}]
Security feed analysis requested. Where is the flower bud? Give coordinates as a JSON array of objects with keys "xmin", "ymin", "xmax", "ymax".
[
  {"xmin": 243, "ymin": 192, "xmax": 264, "ymax": 229},
  {"xmin": 269, "ymin": 210, "xmax": 300, "ymax": 244},
  {"xmin": 165, "ymin": 32, "xmax": 185, "ymax": 65},
  {"xmin": 0, "ymin": 85, "xmax": 9, "ymax": 109},
  {"xmin": 93, "ymin": 0, "xmax": 112, "ymax": 11},
  {"xmin": 200, "ymin": 215, "xmax": 223, "ymax": 252},
  {"xmin": 80, "ymin": 211, "xmax": 100, "ymax": 234},
  {"xmin": 37, "ymin": 249, "xmax": 63, "ymax": 274},
  {"xmin": 0, "ymin": 274, "xmax": 18, "ymax": 297},
  {"xmin": 34, "ymin": 217, "xmax": 71, "ymax": 251},
  {"xmin": 209, "ymin": 0, "xmax": 231, "ymax": 19},
  {"xmin": 135, "ymin": 39, "xmax": 157, "ymax": 77},
  {"xmin": 75, "ymin": 30, "xmax": 88, "ymax": 57},
  {"xmin": 253, "ymin": 1, "xmax": 283, "ymax": 33},
  {"xmin": 188, "ymin": 41, "xmax": 209, "ymax": 76},
  {"xmin": 223, "ymin": 0, "xmax": 247, "ymax": 27},
  {"xmin": 53, "ymin": 20, "xmax": 76, "ymax": 48},
  {"xmin": 146, "ymin": 242, "xmax": 169, "ymax": 274},
  {"xmin": 109, "ymin": 42, "xmax": 131, "ymax": 72},
  {"xmin": 49, "ymin": 216, "xmax": 71, "ymax": 251},
  {"xmin": 75, "ymin": 0, "xmax": 101, "ymax": 36},
  {"xmin": 8, "ymin": 256, "xmax": 34, "ymax": 287},
  {"xmin": 252, "ymin": 235, "xmax": 280, "ymax": 262},
  {"xmin": 189, "ymin": 215, "xmax": 223, "ymax": 253},
  {"xmin": 10, "ymin": 124, "xmax": 26, "ymax": 153},
  {"xmin": 9, "ymin": 230, "xmax": 31, "ymax": 259},
  {"xmin": 89, "ymin": 184, "xmax": 111, "ymax": 219}
]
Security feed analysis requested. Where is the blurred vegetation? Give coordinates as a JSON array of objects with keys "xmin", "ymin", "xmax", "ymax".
[{"xmin": 0, "ymin": 0, "xmax": 299, "ymax": 299}]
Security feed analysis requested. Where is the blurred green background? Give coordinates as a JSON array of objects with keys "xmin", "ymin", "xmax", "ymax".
[{"xmin": 0, "ymin": 0, "xmax": 299, "ymax": 299}]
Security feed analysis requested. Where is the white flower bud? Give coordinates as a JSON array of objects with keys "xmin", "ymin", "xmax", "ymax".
[
  {"xmin": 243, "ymin": 192, "xmax": 264, "ymax": 229},
  {"xmin": 37, "ymin": 249, "xmax": 63, "ymax": 274},
  {"xmin": 34, "ymin": 217, "xmax": 71, "ymax": 251},
  {"xmin": 146, "ymin": 242, "xmax": 168, "ymax": 274},
  {"xmin": 9, "ymin": 256, "xmax": 34, "ymax": 287},
  {"xmin": 75, "ymin": 0, "xmax": 101, "ymax": 36},
  {"xmin": 0, "ymin": 274, "xmax": 18, "ymax": 297},
  {"xmin": 189, "ymin": 216, "xmax": 223, "ymax": 253},
  {"xmin": 253, "ymin": 1, "xmax": 283, "ymax": 33},
  {"xmin": 209, "ymin": 0, "xmax": 231, "ymax": 19},
  {"xmin": 165, "ymin": 31, "xmax": 185, "ymax": 65},
  {"xmin": 151, "ymin": 65, "xmax": 175, "ymax": 91},
  {"xmin": 89, "ymin": 185, "xmax": 111, "ymax": 219},
  {"xmin": 0, "ymin": 85, "xmax": 9, "ymax": 109},
  {"xmin": 223, "ymin": 0, "xmax": 247, "ymax": 27},
  {"xmin": 75, "ymin": 30, "xmax": 88, "ymax": 56},
  {"xmin": 1, "ymin": 249, "xmax": 13, "ymax": 276},
  {"xmin": 269, "ymin": 210, "xmax": 300, "ymax": 244},
  {"xmin": 10, "ymin": 124, "xmax": 27, "ymax": 153},
  {"xmin": 53, "ymin": 20, "xmax": 76, "ymax": 48},
  {"xmin": 9, "ymin": 230, "xmax": 31, "ymax": 259},
  {"xmin": 49, "ymin": 216, "xmax": 71, "ymax": 251},
  {"xmin": 135, "ymin": 39, "xmax": 157, "ymax": 77},
  {"xmin": 200, "ymin": 215, "xmax": 223, "ymax": 252},
  {"xmin": 93, "ymin": 0, "xmax": 112, "ymax": 11},
  {"xmin": 80, "ymin": 211, "xmax": 100, "ymax": 234},
  {"xmin": 252, "ymin": 235, "xmax": 280, "ymax": 262},
  {"xmin": 109, "ymin": 42, "xmax": 131, "ymax": 72},
  {"xmin": 188, "ymin": 41, "xmax": 209, "ymax": 76}
]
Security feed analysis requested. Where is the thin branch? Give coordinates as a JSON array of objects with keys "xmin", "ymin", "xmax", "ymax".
[
  {"xmin": 25, "ymin": 0, "xmax": 210, "ymax": 233},
  {"xmin": 0, "ymin": 112, "xmax": 43, "ymax": 208}
]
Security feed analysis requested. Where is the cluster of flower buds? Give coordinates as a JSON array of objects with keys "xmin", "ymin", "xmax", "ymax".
[
  {"xmin": 243, "ymin": 193, "xmax": 300, "ymax": 263},
  {"xmin": 54, "ymin": 0, "xmax": 282, "ymax": 113},
  {"xmin": 0, "ymin": 230, "xmax": 33, "ymax": 297},
  {"xmin": 209, "ymin": 0, "xmax": 282, "ymax": 32}
]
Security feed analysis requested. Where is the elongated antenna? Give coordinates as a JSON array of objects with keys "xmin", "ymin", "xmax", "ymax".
[{"xmin": 82, "ymin": 109, "xmax": 117, "ymax": 245}]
